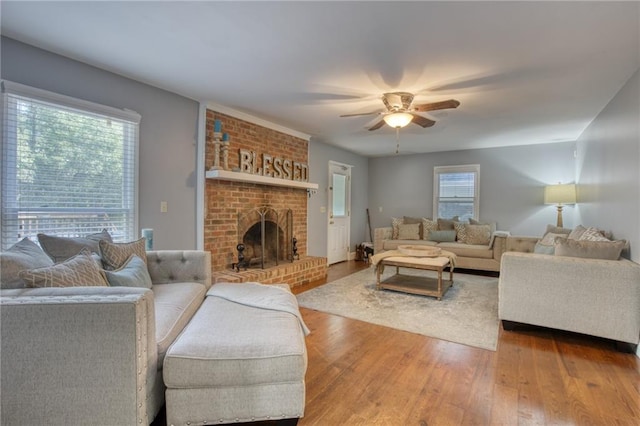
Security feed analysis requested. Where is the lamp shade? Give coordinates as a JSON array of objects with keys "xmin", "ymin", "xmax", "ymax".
[
  {"xmin": 544, "ymin": 184, "xmax": 576, "ymax": 205},
  {"xmin": 383, "ymin": 112, "xmax": 413, "ymax": 128}
]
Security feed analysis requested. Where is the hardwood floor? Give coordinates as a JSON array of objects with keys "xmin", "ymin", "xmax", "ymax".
[
  {"xmin": 295, "ymin": 261, "xmax": 640, "ymax": 426},
  {"xmin": 154, "ymin": 261, "xmax": 640, "ymax": 425}
]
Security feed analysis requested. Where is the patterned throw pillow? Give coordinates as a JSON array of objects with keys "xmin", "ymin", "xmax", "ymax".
[
  {"xmin": 1, "ymin": 238, "xmax": 54, "ymax": 289},
  {"xmin": 38, "ymin": 229, "xmax": 113, "ymax": 263},
  {"xmin": 454, "ymin": 222, "xmax": 468, "ymax": 242},
  {"xmin": 104, "ymin": 255, "xmax": 152, "ymax": 289},
  {"xmin": 19, "ymin": 250, "xmax": 109, "ymax": 288},
  {"xmin": 578, "ymin": 227, "xmax": 610, "ymax": 242},
  {"xmin": 567, "ymin": 224, "xmax": 587, "ymax": 240},
  {"xmin": 403, "ymin": 216, "xmax": 423, "ymax": 239},
  {"xmin": 421, "ymin": 218, "xmax": 438, "ymax": 240},
  {"xmin": 464, "ymin": 224, "xmax": 491, "ymax": 245},
  {"xmin": 397, "ymin": 223, "xmax": 420, "ymax": 240},
  {"xmin": 391, "ymin": 217, "xmax": 404, "ymax": 239},
  {"xmin": 99, "ymin": 238, "xmax": 147, "ymax": 271}
]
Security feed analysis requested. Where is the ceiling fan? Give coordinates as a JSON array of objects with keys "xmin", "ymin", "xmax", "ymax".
[{"xmin": 339, "ymin": 92, "xmax": 460, "ymax": 131}]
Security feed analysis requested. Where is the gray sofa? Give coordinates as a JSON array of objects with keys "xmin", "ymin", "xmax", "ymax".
[
  {"xmin": 374, "ymin": 226, "xmax": 507, "ymax": 272},
  {"xmin": 499, "ymin": 235, "xmax": 640, "ymax": 349},
  {"xmin": 1, "ymin": 250, "xmax": 212, "ymax": 425}
]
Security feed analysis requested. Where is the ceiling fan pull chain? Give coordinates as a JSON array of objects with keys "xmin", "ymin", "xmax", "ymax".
[{"xmin": 395, "ymin": 127, "xmax": 400, "ymax": 155}]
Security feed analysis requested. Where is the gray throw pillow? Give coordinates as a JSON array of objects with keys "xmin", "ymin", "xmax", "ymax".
[
  {"xmin": 38, "ymin": 229, "xmax": 113, "ymax": 263},
  {"xmin": 104, "ymin": 254, "xmax": 152, "ymax": 289},
  {"xmin": 534, "ymin": 242, "xmax": 556, "ymax": 255},
  {"xmin": 1, "ymin": 238, "xmax": 54, "ymax": 289},
  {"xmin": 554, "ymin": 238, "xmax": 625, "ymax": 260},
  {"xmin": 427, "ymin": 230, "xmax": 457, "ymax": 242}
]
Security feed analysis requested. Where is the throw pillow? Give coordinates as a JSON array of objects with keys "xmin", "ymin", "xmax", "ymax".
[
  {"xmin": 38, "ymin": 229, "xmax": 113, "ymax": 263},
  {"xmin": 469, "ymin": 218, "xmax": 497, "ymax": 235},
  {"xmin": 567, "ymin": 224, "xmax": 587, "ymax": 240},
  {"xmin": 437, "ymin": 216, "xmax": 459, "ymax": 231},
  {"xmin": 397, "ymin": 223, "xmax": 420, "ymax": 240},
  {"xmin": 19, "ymin": 250, "xmax": 109, "ymax": 288},
  {"xmin": 391, "ymin": 217, "xmax": 404, "ymax": 239},
  {"xmin": 539, "ymin": 232, "xmax": 568, "ymax": 246},
  {"xmin": 578, "ymin": 226, "xmax": 610, "ymax": 242},
  {"xmin": 545, "ymin": 224, "xmax": 572, "ymax": 235},
  {"xmin": 0, "ymin": 238, "xmax": 54, "ymax": 289},
  {"xmin": 427, "ymin": 230, "xmax": 457, "ymax": 243},
  {"xmin": 554, "ymin": 238, "xmax": 625, "ymax": 260},
  {"xmin": 464, "ymin": 224, "xmax": 491, "ymax": 245},
  {"xmin": 99, "ymin": 238, "xmax": 147, "ymax": 271},
  {"xmin": 454, "ymin": 222, "xmax": 468, "ymax": 242},
  {"xmin": 421, "ymin": 218, "xmax": 438, "ymax": 240},
  {"xmin": 403, "ymin": 216, "xmax": 423, "ymax": 239},
  {"xmin": 104, "ymin": 254, "xmax": 152, "ymax": 289},
  {"xmin": 533, "ymin": 242, "xmax": 556, "ymax": 255}
]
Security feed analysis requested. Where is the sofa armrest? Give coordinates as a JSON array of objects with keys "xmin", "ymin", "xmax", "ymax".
[
  {"xmin": 146, "ymin": 250, "xmax": 212, "ymax": 289},
  {"xmin": 492, "ymin": 235, "xmax": 507, "ymax": 261},
  {"xmin": 374, "ymin": 227, "xmax": 393, "ymax": 253},
  {"xmin": 1, "ymin": 287, "xmax": 157, "ymax": 425},
  {"xmin": 505, "ymin": 235, "xmax": 539, "ymax": 253},
  {"xmin": 499, "ymin": 252, "xmax": 640, "ymax": 344}
]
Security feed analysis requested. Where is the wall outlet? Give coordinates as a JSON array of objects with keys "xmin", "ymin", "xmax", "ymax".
[
  {"xmin": 160, "ymin": 201, "xmax": 168, "ymax": 213},
  {"xmin": 320, "ymin": 206, "xmax": 326, "ymax": 213}
]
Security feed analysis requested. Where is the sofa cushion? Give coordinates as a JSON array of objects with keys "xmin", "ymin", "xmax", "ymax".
[
  {"xmin": 38, "ymin": 229, "xmax": 112, "ymax": 263},
  {"xmin": 104, "ymin": 255, "xmax": 152, "ymax": 289},
  {"xmin": 100, "ymin": 238, "xmax": 147, "ymax": 270},
  {"xmin": 153, "ymin": 282, "xmax": 207, "ymax": 366},
  {"xmin": 427, "ymin": 230, "xmax": 457, "ymax": 242},
  {"xmin": 1, "ymin": 238, "xmax": 54, "ymax": 289},
  {"xmin": 397, "ymin": 223, "xmax": 420, "ymax": 240},
  {"xmin": 540, "ymin": 232, "xmax": 567, "ymax": 246},
  {"xmin": 19, "ymin": 250, "xmax": 109, "ymax": 288},
  {"xmin": 554, "ymin": 238, "xmax": 625, "ymax": 260},
  {"xmin": 437, "ymin": 242, "xmax": 494, "ymax": 259},
  {"xmin": 383, "ymin": 239, "xmax": 437, "ymax": 251}
]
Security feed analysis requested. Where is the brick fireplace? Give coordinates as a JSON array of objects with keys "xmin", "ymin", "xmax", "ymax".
[{"xmin": 204, "ymin": 110, "xmax": 327, "ymax": 288}]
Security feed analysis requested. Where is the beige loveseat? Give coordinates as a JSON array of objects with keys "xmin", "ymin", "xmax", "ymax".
[
  {"xmin": 499, "ymin": 228, "xmax": 640, "ymax": 350},
  {"xmin": 374, "ymin": 222, "xmax": 507, "ymax": 272}
]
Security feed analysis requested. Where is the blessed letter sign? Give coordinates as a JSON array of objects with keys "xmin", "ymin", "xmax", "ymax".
[{"xmin": 239, "ymin": 149, "xmax": 309, "ymax": 182}]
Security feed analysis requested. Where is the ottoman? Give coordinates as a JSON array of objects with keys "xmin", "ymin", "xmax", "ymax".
[{"xmin": 163, "ymin": 283, "xmax": 309, "ymax": 426}]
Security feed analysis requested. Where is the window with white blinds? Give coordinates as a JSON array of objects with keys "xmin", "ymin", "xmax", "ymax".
[
  {"xmin": 1, "ymin": 81, "xmax": 140, "ymax": 250},
  {"xmin": 433, "ymin": 164, "xmax": 480, "ymax": 222}
]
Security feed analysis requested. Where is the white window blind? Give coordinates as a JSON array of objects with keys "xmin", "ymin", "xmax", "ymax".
[
  {"xmin": 433, "ymin": 165, "xmax": 480, "ymax": 221},
  {"xmin": 1, "ymin": 81, "xmax": 140, "ymax": 250}
]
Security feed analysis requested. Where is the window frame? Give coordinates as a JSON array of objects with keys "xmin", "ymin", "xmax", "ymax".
[
  {"xmin": 1, "ymin": 80, "xmax": 141, "ymax": 249},
  {"xmin": 433, "ymin": 164, "xmax": 480, "ymax": 221}
]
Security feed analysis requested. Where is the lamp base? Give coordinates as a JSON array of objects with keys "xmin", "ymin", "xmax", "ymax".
[{"xmin": 556, "ymin": 205, "xmax": 564, "ymax": 228}]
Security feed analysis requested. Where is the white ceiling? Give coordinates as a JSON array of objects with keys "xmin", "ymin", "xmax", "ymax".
[{"xmin": 2, "ymin": 1, "xmax": 639, "ymax": 157}]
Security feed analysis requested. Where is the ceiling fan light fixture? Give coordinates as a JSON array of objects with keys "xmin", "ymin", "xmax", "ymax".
[{"xmin": 383, "ymin": 112, "xmax": 413, "ymax": 128}]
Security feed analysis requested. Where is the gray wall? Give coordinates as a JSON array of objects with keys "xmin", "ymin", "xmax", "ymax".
[
  {"xmin": 308, "ymin": 139, "xmax": 369, "ymax": 257},
  {"xmin": 576, "ymin": 69, "xmax": 639, "ymax": 262},
  {"xmin": 1, "ymin": 37, "xmax": 200, "ymax": 249},
  {"xmin": 368, "ymin": 142, "xmax": 577, "ymax": 236}
]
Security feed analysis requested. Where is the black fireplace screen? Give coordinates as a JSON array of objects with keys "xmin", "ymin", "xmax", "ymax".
[{"xmin": 237, "ymin": 206, "xmax": 293, "ymax": 269}]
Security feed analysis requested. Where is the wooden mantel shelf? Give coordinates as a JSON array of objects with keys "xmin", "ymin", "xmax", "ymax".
[{"xmin": 206, "ymin": 169, "xmax": 319, "ymax": 190}]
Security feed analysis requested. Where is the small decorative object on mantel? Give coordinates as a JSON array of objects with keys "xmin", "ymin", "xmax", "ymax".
[{"xmin": 209, "ymin": 120, "xmax": 231, "ymax": 171}]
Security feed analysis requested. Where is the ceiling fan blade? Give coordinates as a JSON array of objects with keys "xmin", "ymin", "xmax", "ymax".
[
  {"xmin": 413, "ymin": 99, "xmax": 460, "ymax": 112},
  {"xmin": 339, "ymin": 111, "xmax": 381, "ymax": 118},
  {"xmin": 410, "ymin": 113, "xmax": 436, "ymax": 128},
  {"xmin": 368, "ymin": 119, "xmax": 386, "ymax": 131}
]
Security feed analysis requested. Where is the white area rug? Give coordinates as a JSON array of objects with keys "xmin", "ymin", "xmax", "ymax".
[{"xmin": 296, "ymin": 267, "xmax": 499, "ymax": 351}]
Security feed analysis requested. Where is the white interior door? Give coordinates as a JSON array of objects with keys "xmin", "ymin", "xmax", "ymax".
[{"xmin": 327, "ymin": 162, "xmax": 351, "ymax": 265}]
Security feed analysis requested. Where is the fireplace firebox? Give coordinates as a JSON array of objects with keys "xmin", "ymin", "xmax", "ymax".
[{"xmin": 235, "ymin": 206, "xmax": 293, "ymax": 270}]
